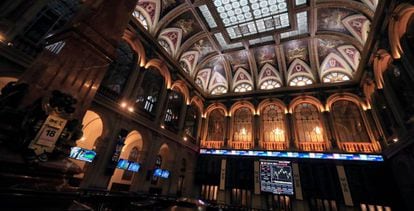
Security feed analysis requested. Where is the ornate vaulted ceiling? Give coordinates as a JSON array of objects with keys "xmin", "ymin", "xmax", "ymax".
[{"xmin": 132, "ymin": 0, "xmax": 378, "ymax": 96}]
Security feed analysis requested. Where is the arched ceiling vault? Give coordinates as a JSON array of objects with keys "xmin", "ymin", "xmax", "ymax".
[{"xmin": 133, "ymin": 0, "xmax": 379, "ymax": 96}]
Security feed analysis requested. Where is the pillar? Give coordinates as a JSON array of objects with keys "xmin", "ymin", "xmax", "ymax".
[
  {"xmin": 254, "ymin": 114, "xmax": 260, "ymax": 149},
  {"xmin": 17, "ymin": 0, "xmax": 138, "ymax": 118},
  {"xmin": 225, "ymin": 116, "xmax": 231, "ymax": 147},
  {"xmin": 155, "ymin": 88, "xmax": 170, "ymax": 126},
  {"xmin": 286, "ymin": 113, "xmax": 295, "ymax": 150},
  {"xmin": 323, "ymin": 111, "xmax": 338, "ymax": 150},
  {"xmin": 177, "ymin": 104, "xmax": 189, "ymax": 137}
]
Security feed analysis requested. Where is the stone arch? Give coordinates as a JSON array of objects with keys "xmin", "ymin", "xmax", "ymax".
[
  {"xmin": 74, "ymin": 110, "xmax": 104, "ymax": 177},
  {"xmin": 388, "ymin": 3, "xmax": 414, "ymax": 59},
  {"xmin": 288, "ymin": 96, "xmax": 325, "ymax": 113},
  {"xmin": 373, "ymin": 49, "xmax": 393, "ymax": 89},
  {"xmin": 326, "ymin": 93, "xmax": 368, "ymax": 112},
  {"xmin": 171, "ymin": 80, "xmax": 190, "ymax": 105},
  {"xmin": 145, "ymin": 58, "xmax": 172, "ymax": 89},
  {"xmin": 108, "ymin": 130, "xmax": 144, "ymax": 189},
  {"xmin": 0, "ymin": 76, "xmax": 18, "ymax": 92},
  {"xmin": 122, "ymin": 30, "xmax": 146, "ymax": 67}
]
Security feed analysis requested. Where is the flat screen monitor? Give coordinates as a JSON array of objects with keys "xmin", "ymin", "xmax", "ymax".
[
  {"xmin": 260, "ymin": 160, "xmax": 294, "ymax": 195},
  {"xmin": 116, "ymin": 159, "xmax": 130, "ymax": 170},
  {"xmin": 128, "ymin": 162, "xmax": 141, "ymax": 172},
  {"xmin": 69, "ymin": 147, "xmax": 96, "ymax": 162},
  {"xmin": 153, "ymin": 168, "xmax": 163, "ymax": 177},
  {"xmin": 116, "ymin": 159, "xmax": 140, "ymax": 172},
  {"xmin": 160, "ymin": 170, "xmax": 170, "ymax": 178}
]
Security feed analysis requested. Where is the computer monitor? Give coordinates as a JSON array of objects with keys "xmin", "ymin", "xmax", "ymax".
[{"xmin": 259, "ymin": 160, "xmax": 294, "ymax": 195}]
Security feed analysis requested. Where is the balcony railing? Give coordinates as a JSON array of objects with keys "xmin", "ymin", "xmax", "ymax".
[
  {"xmin": 201, "ymin": 141, "xmax": 223, "ymax": 149},
  {"xmin": 298, "ymin": 142, "xmax": 328, "ymax": 151},
  {"xmin": 339, "ymin": 142, "xmax": 381, "ymax": 153},
  {"xmin": 230, "ymin": 141, "xmax": 253, "ymax": 150},
  {"xmin": 259, "ymin": 142, "xmax": 288, "ymax": 150}
]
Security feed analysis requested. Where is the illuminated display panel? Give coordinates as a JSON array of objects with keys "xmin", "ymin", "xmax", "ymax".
[
  {"xmin": 69, "ymin": 147, "xmax": 96, "ymax": 163},
  {"xmin": 116, "ymin": 159, "xmax": 141, "ymax": 172},
  {"xmin": 213, "ymin": 0, "xmax": 291, "ymax": 39},
  {"xmin": 199, "ymin": 148, "xmax": 384, "ymax": 162},
  {"xmin": 260, "ymin": 160, "xmax": 294, "ymax": 195}
]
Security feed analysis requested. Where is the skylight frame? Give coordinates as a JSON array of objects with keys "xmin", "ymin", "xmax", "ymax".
[{"xmin": 207, "ymin": 0, "xmax": 296, "ymax": 43}]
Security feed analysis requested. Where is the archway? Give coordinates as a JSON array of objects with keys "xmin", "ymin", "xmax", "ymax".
[
  {"xmin": 73, "ymin": 110, "xmax": 103, "ymax": 178},
  {"xmin": 0, "ymin": 77, "xmax": 18, "ymax": 93},
  {"xmin": 108, "ymin": 130, "xmax": 143, "ymax": 190}
]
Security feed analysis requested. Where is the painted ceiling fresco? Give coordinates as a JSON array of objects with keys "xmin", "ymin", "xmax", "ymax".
[{"xmin": 133, "ymin": 0, "xmax": 378, "ymax": 96}]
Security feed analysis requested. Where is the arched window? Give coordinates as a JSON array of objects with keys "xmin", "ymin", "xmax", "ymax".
[
  {"xmin": 260, "ymin": 79, "xmax": 281, "ymax": 90},
  {"xmin": 293, "ymin": 103, "xmax": 324, "ymax": 142},
  {"xmin": 195, "ymin": 78, "xmax": 204, "ymax": 89},
  {"xmin": 234, "ymin": 83, "xmax": 253, "ymax": 93},
  {"xmin": 289, "ymin": 76, "xmax": 313, "ymax": 86},
  {"xmin": 180, "ymin": 61, "xmax": 190, "ymax": 74},
  {"xmin": 132, "ymin": 10, "xmax": 148, "ymax": 29},
  {"xmin": 211, "ymin": 86, "xmax": 227, "ymax": 95},
  {"xmin": 332, "ymin": 100, "xmax": 370, "ymax": 142},
  {"xmin": 158, "ymin": 39, "xmax": 172, "ymax": 55},
  {"xmin": 232, "ymin": 108, "xmax": 253, "ymax": 143},
  {"xmin": 323, "ymin": 72, "xmax": 351, "ymax": 83},
  {"xmin": 206, "ymin": 109, "xmax": 225, "ymax": 142},
  {"xmin": 100, "ymin": 41, "xmax": 136, "ymax": 99},
  {"xmin": 135, "ymin": 67, "xmax": 165, "ymax": 116},
  {"xmin": 184, "ymin": 105, "xmax": 200, "ymax": 142},
  {"xmin": 164, "ymin": 90, "xmax": 184, "ymax": 131},
  {"xmin": 262, "ymin": 104, "xmax": 286, "ymax": 143},
  {"xmin": 122, "ymin": 147, "xmax": 139, "ymax": 180}
]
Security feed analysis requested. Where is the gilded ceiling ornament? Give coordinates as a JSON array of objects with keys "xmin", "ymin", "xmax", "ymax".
[{"xmin": 287, "ymin": 46, "xmax": 307, "ymax": 62}]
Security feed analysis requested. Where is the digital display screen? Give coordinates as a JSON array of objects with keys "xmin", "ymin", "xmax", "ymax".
[
  {"xmin": 199, "ymin": 149, "xmax": 384, "ymax": 162},
  {"xmin": 260, "ymin": 160, "xmax": 294, "ymax": 195},
  {"xmin": 128, "ymin": 162, "xmax": 141, "ymax": 172},
  {"xmin": 160, "ymin": 170, "xmax": 170, "ymax": 178},
  {"xmin": 153, "ymin": 169, "xmax": 170, "ymax": 178},
  {"xmin": 116, "ymin": 159, "xmax": 140, "ymax": 172},
  {"xmin": 116, "ymin": 159, "xmax": 130, "ymax": 169},
  {"xmin": 69, "ymin": 147, "xmax": 96, "ymax": 162},
  {"xmin": 153, "ymin": 168, "xmax": 163, "ymax": 177}
]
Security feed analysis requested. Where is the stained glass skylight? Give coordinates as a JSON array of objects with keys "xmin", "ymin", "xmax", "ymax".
[
  {"xmin": 213, "ymin": 0, "xmax": 291, "ymax": 39},
  {"xmin": 199, "ymin": 5, "xmax": 218, "ymax": 28},
  {"xmin": 214, "ymin": 33, "xmax": 243, "ymax": 50},
  {"xmin": 281, "ymin": 11, "xmax": 308, "ymax": 38}
]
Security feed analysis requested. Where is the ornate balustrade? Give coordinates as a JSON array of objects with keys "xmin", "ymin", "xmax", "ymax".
[
  {"xmin": 201, "ymin": 141, "xmax": 224, "ymax": 149},
  {"xmin": 339, "ymin": 142, "xmax": 381, "ymax": 153},
  {"xmin": 298, "ymin": 142, "xmax": 328, "ymax": 151},
  {"xmin": 230, "ymin": 141, "xmax": 253, "ymax": 150},
  {"xmin": 259, "ymin": 142, "xmax": 288, "ymax": 150}
]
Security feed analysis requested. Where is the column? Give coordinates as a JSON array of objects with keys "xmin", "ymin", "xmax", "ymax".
[
  {"xmin": 178, "ymin": 104, "xmax": 189, "ymax": 137},
  {"xmin": 286, "ymin": 113, "xmax": 295, "ymax": 150},
  {"xmin": 225, "ymin": 116, "xmax": 231, "ymax": 148},
  {"xmin": 155, "ymin": 88, "xmax": 170, "ymax": 126},
  {"xmin": 200, "ymin": 116, "xmax": 207, "ymax": 147},
  {"xmin": 128, "ymin": 66, "xmax": 148, "ymax": 101},
  {"xmin": 323, "ymin": 111, "xmax": 338, "ymax": 150},
  {"xmin": 18, "ymin": 0, "xmax": 138, "ymax": 118},
  {"xmin": 254, "ymin": 114, "xmax": 260, "ymax": 149},
  {"xmin": 120, "ymin": 64, "xmax": 140, "ymax": 102}
]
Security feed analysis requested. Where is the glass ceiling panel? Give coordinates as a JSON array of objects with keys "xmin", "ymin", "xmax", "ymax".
[
  {"xmin": 295, "ymin": 0, "xmax": 307, "ymax": 6},
  {"xmin": 213, "ymin": 0, "xmax": 290, "ymax": 39},
  {"xmin": 199, "ymin": 5, "xmax": 218, "ymax": 28}
]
